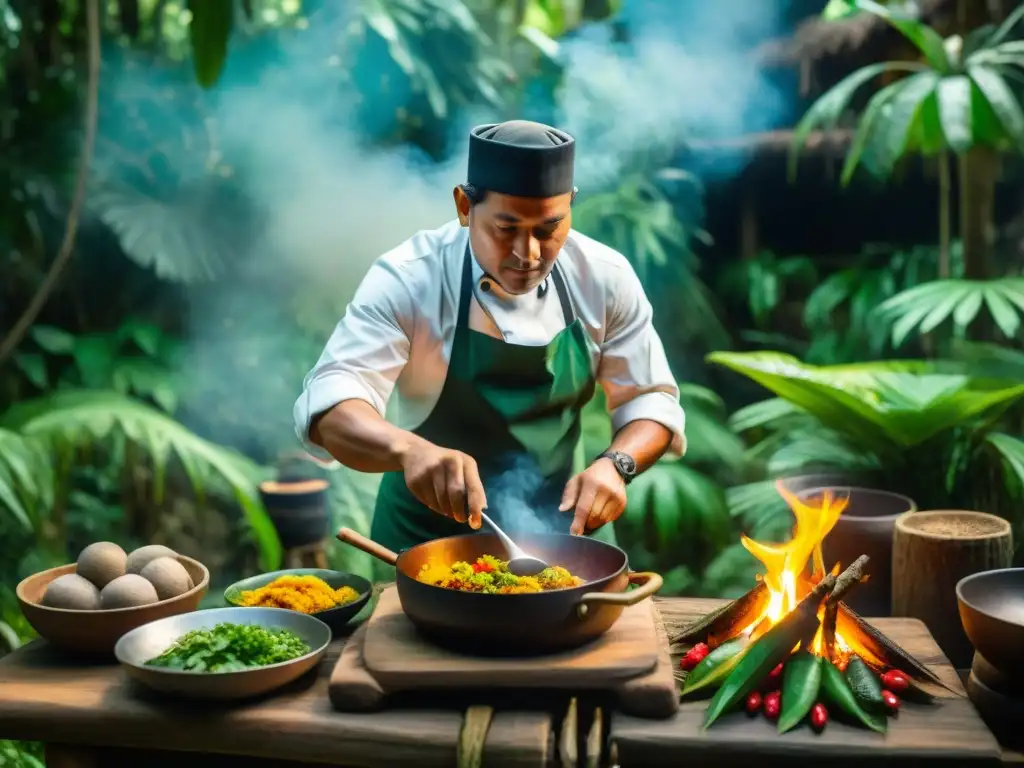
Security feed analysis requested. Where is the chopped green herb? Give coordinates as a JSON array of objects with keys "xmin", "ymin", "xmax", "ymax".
[{"xmin": 144, "ymin": 622, "xmax": 311, "ymax": 672}]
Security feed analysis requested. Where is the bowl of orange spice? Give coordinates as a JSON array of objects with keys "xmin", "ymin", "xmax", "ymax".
[{"xmin": 223, "ymin": 569, "xmax": 371, "ymax": 631}]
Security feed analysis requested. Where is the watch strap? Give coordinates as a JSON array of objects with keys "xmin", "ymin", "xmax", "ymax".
[{"xmin": 599, "ymin": 451, "xmax": 637, "ymax": 485}]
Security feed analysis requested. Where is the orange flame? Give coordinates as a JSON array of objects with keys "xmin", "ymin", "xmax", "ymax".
[{"xmin": 741, "ymin": 480, "xmax": 851, "ymax": 655}]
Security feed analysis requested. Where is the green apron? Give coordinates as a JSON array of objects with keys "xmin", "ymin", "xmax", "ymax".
[{"xmin": 371, "ymin": 244, "xmax": 615, "ymax": 551}]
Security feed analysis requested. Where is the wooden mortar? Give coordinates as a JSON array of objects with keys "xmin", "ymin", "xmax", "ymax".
[{"xmin": 892, "ymin": 510, "xmax": 1013, "ymax": 669}]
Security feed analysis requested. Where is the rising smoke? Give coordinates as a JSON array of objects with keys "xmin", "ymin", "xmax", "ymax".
[{"xmin": 93, "ymin": 0, "xmax": 791, "ymax": 459}]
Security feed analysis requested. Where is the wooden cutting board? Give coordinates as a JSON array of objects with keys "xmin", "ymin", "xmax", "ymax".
[
  {"xmin": 611, "ymin": 601, "xmax": 1004, "ymax": 767},
  {"xmin": 361, "ymin": 586, "xmax": 658, "ymax": 689},
  {"xmin": 329, "ymin": 586, "xmax": 679, "ymax": 719}
]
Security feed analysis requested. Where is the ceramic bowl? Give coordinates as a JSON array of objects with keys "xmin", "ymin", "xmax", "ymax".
[
  {"xmin": 16, "ymin": 555, "xmax": 209, "ymax": 657},
  {"xmin": 223, "ymin": 568, "xmax": 371, "ymax": 631},
  {"xmin": 114, "ymin": 606, "xmax": 331, "ymax": 700},
  {"xmin": 956, "ymin": 567, "xmax": 1024, "ymax": 683}
]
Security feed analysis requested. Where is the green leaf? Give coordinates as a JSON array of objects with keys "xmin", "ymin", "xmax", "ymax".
[
  {"xmin": 969, "ymin": 64, "xmax": 1024, "ymax": 152},
  {"xmin": 987, "ymin": 432, "xmax": 1024, "ymax": 491},
  {"xmin": 822, "ymin": 0, "xmax": 857, "ymax": 20},
  {"xmin": 821, "ymin": 658, "xmax": 887, "ymax": 732},
  {"xmin": 790, "ymin": 62, "xmax": 924, "ymax": 180},
  {"xmin": 187, "ymin": 0, "xmax": 233, "ymax": 89},
  {"xmin": 845, "ymin": 655, "xmax": 885, "ymax": 712},
  {"xmin": 851, "ymin": 71, "xmax": 939, "ymax": 182},
  {"xmin": 778, "ymin": 650, "xmax": 822, "ymax": 734},
  {"xmin": 987, "ymin": 1, "xmax": 1024, "ymax": 47},
  {"xmin": 707, "ymin": 351, "xmax": 1024, "ymax": 451},
  {"xmin": 840, "ymin": 79, "xmax": 905, "ymax": 184},
  {"xmin": 72, "ymin": 334, "xmax": 118, "ymax": 388},
  {"xmin": 937, "ymin": 75, "xmax": 974, "ymax": 153},
  {"xmin": 681, "ymin": 636, "xmax": 749, "ymax": 696},
  {"xmin": 14, "ymin": 353, "xmax": 47, "ymax": 389},
  {"xmin": 852, "ymin": 0, "xmax": 950, "ymax": 72},
  {"xmin": 30, "ymin": 325, "xmax": 75, "ymax": 354}
]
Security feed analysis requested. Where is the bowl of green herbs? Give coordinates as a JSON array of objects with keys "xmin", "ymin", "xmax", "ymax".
[{"xmin": 114, "ymin": 606, "xmax": 331, "ymax": 700}]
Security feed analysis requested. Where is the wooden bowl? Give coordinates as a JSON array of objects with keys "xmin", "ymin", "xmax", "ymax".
[
  {"xmin": 956, "ymin": 567, "xmax": 1024, "ymax": 683},
  {"xmin": 223, "ymin": 568, "xmax": 371, "ymax": 631},
  {"xmin": 114, "ymin": 606, "xmax": 331, "ymax": 700},
  {"xmin": 16, "ymin": 556, "xmax": 209, "ymax": 657}
]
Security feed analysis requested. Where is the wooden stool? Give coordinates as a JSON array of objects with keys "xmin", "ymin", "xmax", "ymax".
[{"xmin": 283, "ymin": 541, "xmax": 329, "ymax": 570}]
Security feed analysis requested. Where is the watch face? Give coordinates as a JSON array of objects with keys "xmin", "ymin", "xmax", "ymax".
[{"xmin": 616, "ymin": 453, "xmax": 636, "ymax": 475}]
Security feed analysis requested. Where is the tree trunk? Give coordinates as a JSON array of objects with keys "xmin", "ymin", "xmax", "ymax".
[
  {"xmin": 892, "ymin": 510, "xmax": 1013, "ymax": 669},
  {"xmin": 958, "ymin": 148, "xmax": 998, "ymax": 339},
  {"xmin": 938, "ymin": 151, "xmax": 951, "ymax": 278}
]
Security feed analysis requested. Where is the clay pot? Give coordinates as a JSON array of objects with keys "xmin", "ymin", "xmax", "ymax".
[
  {"xmin": 797, "ymin": 485, "xmax": 917, "ymax": 617},
  {"xmin": 259, "ymin": 479, "xmax": 330, "ymax": 549}
]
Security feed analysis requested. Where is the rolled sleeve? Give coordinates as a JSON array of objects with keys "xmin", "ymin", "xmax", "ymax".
[
  {"xmin": 293, "ymin": 258, "xmax": 414, "ymax": 456},
  {"xmin": 597, "ymin": 264, "xmax": 687, "ymax": 456}
]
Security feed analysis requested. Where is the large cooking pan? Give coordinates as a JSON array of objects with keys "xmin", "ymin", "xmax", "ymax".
[{"xmin": 337, "ymin": 527, "xmax": 662, "ymax": 655}]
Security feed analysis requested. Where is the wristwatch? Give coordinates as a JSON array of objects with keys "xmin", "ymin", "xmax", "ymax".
[{"xmin": 599, "ymin": 451, "xmax": 637, "ymax": 485}]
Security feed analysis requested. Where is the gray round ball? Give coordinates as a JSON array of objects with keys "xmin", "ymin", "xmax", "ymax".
[
  {"xmin": 41, "ymin": 573, "xmax": 102, "ymax": 610},
  {"xmin": 140, "ymin": 556, "xmax": 193, "ymax": 601},
  {"xmin": 76, "ymin": 541, "xmax": 127, "ymax": 589},
  {"xmin": 100, "ymin": 574, "xmax": 159, "ymax": 609},
  {"xmin": 125, "ymin": 544, "xmax": 178, "ymax": 575}
]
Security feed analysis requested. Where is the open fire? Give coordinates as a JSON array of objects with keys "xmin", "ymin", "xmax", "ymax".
[
  {"xmin": 739, "ymin": 483, "xmax": 851, "ymax": 658},
  {"xmin": 671, "ymin": 481, "xmax": 955, "ymax": 734}
]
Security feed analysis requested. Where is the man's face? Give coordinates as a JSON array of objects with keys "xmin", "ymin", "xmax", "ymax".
[{"xmin": 455, "ymin": 187, "xmax": 573, "ymax": 295}]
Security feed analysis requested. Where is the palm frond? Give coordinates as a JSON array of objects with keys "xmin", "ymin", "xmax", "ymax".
[
  {"xmin": 0, "ymin": 391, "xmax": 281, "ymax": 570},
  {"xmin": 878, "ymin": 278, "xmax": 1024, "ymax": 345},
  {"xmin": 0, "ymin": 428, "xmax": 54, "ymax": 532}
]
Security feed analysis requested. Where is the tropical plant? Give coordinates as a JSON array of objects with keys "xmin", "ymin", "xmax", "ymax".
[
  {"xmin": 613, "ymin": 383, "xmax": 763, "ymax": 597},
  {"xmin": 573, "ymin": 168, "xmax": 729, "ymax": 353},
  {"xmin": 803, "ymin": 241, "xmax": 961, "ymax": 362},
  {"xmin": 877, "ymin": 276, "xmax": 1024, "ymax": 348},
  {"xmin": 791, "ymin": 0, "xmax": 1024, "ymax": 290},
  {"xmin": 710, "ymin": 351, "xmax": 1024, "ymax": 546},
  {"xmin": 0, "ymin": 390, "xmax": 281, "ymax": 570}
]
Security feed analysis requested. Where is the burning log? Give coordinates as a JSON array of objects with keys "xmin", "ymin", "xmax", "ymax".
[
  {"xmin": 671, "ymin": 582, "xmax": 768, "ymax": 648},
  {"xmin": 836, "ymin": 604, "xmax": 959, "ymax": 696},
  {"xmin": 822, "ymin": 555, "xmax": 870, "ymax": 662}
]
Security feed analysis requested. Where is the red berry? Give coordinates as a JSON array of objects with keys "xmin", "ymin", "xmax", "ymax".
[
  {"xmin": 679, "ymin": 643, "xmax": 708, "ymax": 671},
  {"xmin": 810, "ymin": 702, "xmax": 828, "ymax": 731},
  {"xmin": 763, "ymin": 661, "xmax": 784, "ymax": 690},
  {"xmin": 745, "ymin": 691, "xmax": 763, "ymax": 715},
  {"xmin": 881, "ymin": 689, "xmax": 900, "ymax": 712},
  {"xmin": 763, "ymin": 690, "xmax": 781, "ymax": 721},
  {"xmin": 881, "ymin": 670, "xmax": 909, "ymax": 693}
]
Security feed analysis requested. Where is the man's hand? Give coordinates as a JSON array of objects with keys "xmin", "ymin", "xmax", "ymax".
[
  {"xmin": 399, "ymin": 442, "xmax": 486, "ymax": 529},
  {"xmin": 559, "ymin": 458, "xmax": 627, "ymax": 535}
]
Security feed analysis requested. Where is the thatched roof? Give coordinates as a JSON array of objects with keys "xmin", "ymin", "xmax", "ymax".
[
  {"xmin": 685, "ymin": 129, "xmax": 854, "ymax": 156},
  {"xmin": 757, "ymin": 0, "xmax": 956, "ymax": 68}
]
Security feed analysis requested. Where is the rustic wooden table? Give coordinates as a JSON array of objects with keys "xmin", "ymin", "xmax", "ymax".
[
  {"xmin": 0, "ymin": 596, "xmax": 1019, "ymax": 767},
  {"xmin": 632, "ymin": 598, "xmax": 1022, "ymax": 768}
]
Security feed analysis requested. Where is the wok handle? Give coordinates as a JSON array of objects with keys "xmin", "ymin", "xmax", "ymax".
[
  {"xmin": 575, "ymin": 571, "xmax": 663, "ymax": 619},
  {"xmin": 336, "ymin": 527, "xmax": 399, "ymax": 566}
]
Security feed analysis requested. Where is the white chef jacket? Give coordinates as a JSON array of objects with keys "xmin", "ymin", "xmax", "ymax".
[{"xmin": 294, "ymin": 219, "xmax": 686, "ymax": 460}]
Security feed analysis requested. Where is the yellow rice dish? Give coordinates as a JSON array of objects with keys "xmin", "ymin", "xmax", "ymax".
[
  {"xmin": 238, "ymin": 574, "xmax": 360, "ymax": 614},
  {"xmin": 416, "ymin": 554, "xmax": 584, "ymax": 594}
]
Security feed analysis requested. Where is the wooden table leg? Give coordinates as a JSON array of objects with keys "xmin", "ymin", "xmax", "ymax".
[{"xmin": 44, "ymin": 744, "xmax": 98, "ymax": 768}]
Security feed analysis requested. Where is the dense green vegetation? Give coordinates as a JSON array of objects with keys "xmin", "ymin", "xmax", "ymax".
[{"xmin": 2, "ymin": 0, "xmax": 1024, "ymax": 761}]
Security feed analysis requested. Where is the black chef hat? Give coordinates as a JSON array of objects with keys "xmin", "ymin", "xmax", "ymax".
[{"xmin": 467, "ymin": 120, "xmax": 575, "ymax": 199}]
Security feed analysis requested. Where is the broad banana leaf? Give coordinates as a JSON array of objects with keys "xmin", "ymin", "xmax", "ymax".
[{"xmin": 707, "ymin": 352, "xmax": 1024, "ymax": 452}]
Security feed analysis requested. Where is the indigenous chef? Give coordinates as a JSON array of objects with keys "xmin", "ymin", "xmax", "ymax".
[{"xmin": 294, "ymin": 119, "xmax": 685, "ymax": 552}]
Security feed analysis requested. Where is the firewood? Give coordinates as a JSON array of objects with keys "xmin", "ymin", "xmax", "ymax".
[
  {"xmin": 670, "ymin": 582, "xmax": 769, "ymax": 648},
  {"xmin": 836, "ymin": 604, "xmax": 959, "ymax": 695},
  {"xmin": 822, "ymin": 555, "xmax": 869, "ymax": 661}
]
